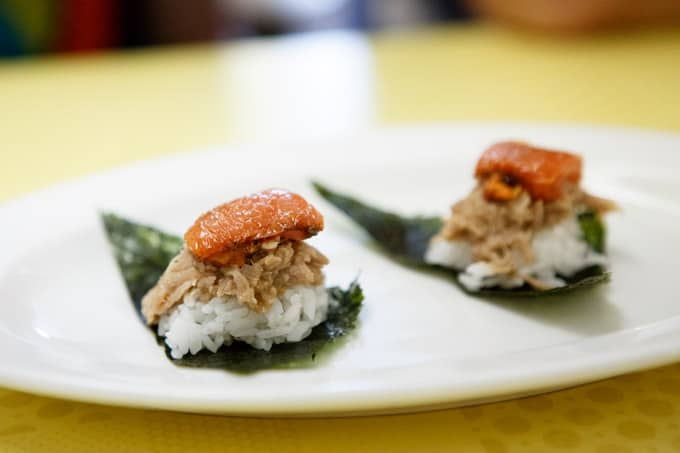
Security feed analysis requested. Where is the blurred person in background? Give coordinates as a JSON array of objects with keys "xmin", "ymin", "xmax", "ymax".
[{"xmin": 2, "ymin": 0, "xmax": 680, "ymax": 57}]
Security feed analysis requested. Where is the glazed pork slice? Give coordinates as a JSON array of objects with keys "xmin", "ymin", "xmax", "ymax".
[
  {"xmin": 185, "ymin": 188, "xmax": 324, "ymax": 265},
  {"xmin": 475, "ymin": 141, "xmax": 582, "ymax": 202}
]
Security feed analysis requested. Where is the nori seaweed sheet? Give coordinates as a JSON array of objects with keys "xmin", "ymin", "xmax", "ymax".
[
  {"xmin": 101, "ymin": 213, "xmax": 363, "ymax": 373},
  {"xmin": 312, "ymin": 181, "xmax": 610, "ymax": 297}
]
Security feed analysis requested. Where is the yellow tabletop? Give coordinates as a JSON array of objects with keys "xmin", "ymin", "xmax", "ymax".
[{"xmin": 1, "ymin": 22, "xmax": 680, "ymax": 452}]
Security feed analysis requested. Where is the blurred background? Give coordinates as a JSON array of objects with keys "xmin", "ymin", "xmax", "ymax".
[
  {"xmin": 2, "ymin": 3, "xmax": 680, "ymax": 452},
  {"xmin": 1, "ymin": 0, "xmax": 680, "ymax": 202},
  {"xmin": 2, "ymin": 0, "xmax": 680, "ymax": 57}
]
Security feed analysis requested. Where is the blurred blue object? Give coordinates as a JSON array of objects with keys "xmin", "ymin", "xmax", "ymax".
[
  {"xmin": 0, "ymin": 9, "xmax": 23, "ymax": 56},
  {"xmin": 0, "ymin": 0, "xmax": 55, "ymax": 57}
]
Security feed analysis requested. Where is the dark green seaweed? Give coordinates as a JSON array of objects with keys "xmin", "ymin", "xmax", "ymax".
[
  {"xmin": 101, "ymin": 213, "xmax": 363, "ymax": 373},
  {"xmin": 312, "ymin": 182, "xmax": 610, "ymax": 297},
  {"xmin": 171, "ymin": 281, "xmax": 363, "ymax": 372},
  {"xmin": 312, "ymin": 182, "xmax": 443, "ymax": 264}
]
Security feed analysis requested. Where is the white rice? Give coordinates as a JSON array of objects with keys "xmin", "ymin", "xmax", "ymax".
[
  {"xmin": 158, "ymin": 285, "xmax": 329, "ymax": 359},
  {"xmin": 425, "ymin": 217, "xmax": 607, "ymax": 292}
]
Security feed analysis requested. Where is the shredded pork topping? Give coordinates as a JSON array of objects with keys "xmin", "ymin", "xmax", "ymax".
[
  {"xmin": 141, "ymin": 239, "xmax": 328, "ymax": 324},
  {"xmin": 437, "ymin": 184, "xmax": 614, "ymax": 273}
]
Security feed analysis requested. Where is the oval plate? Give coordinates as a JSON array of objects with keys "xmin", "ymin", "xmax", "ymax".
[{"xmin": 1, "ymin": 123, "xmax": 679, "ymax": 416}]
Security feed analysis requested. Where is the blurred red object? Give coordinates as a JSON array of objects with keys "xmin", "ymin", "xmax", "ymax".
[{"xmin": 57, "ymin": 0, "xmax": 118, "ymax": 52}]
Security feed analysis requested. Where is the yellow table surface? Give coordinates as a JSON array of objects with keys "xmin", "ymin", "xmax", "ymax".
[{"xmin": 1, "ymin": 22, "xmax": 680, "ymax": 452}]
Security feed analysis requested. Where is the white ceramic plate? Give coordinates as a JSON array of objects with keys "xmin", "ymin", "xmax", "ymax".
[{"xmin": 2, "ymin": 123, "xmax": 680, "ymax": 416}]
